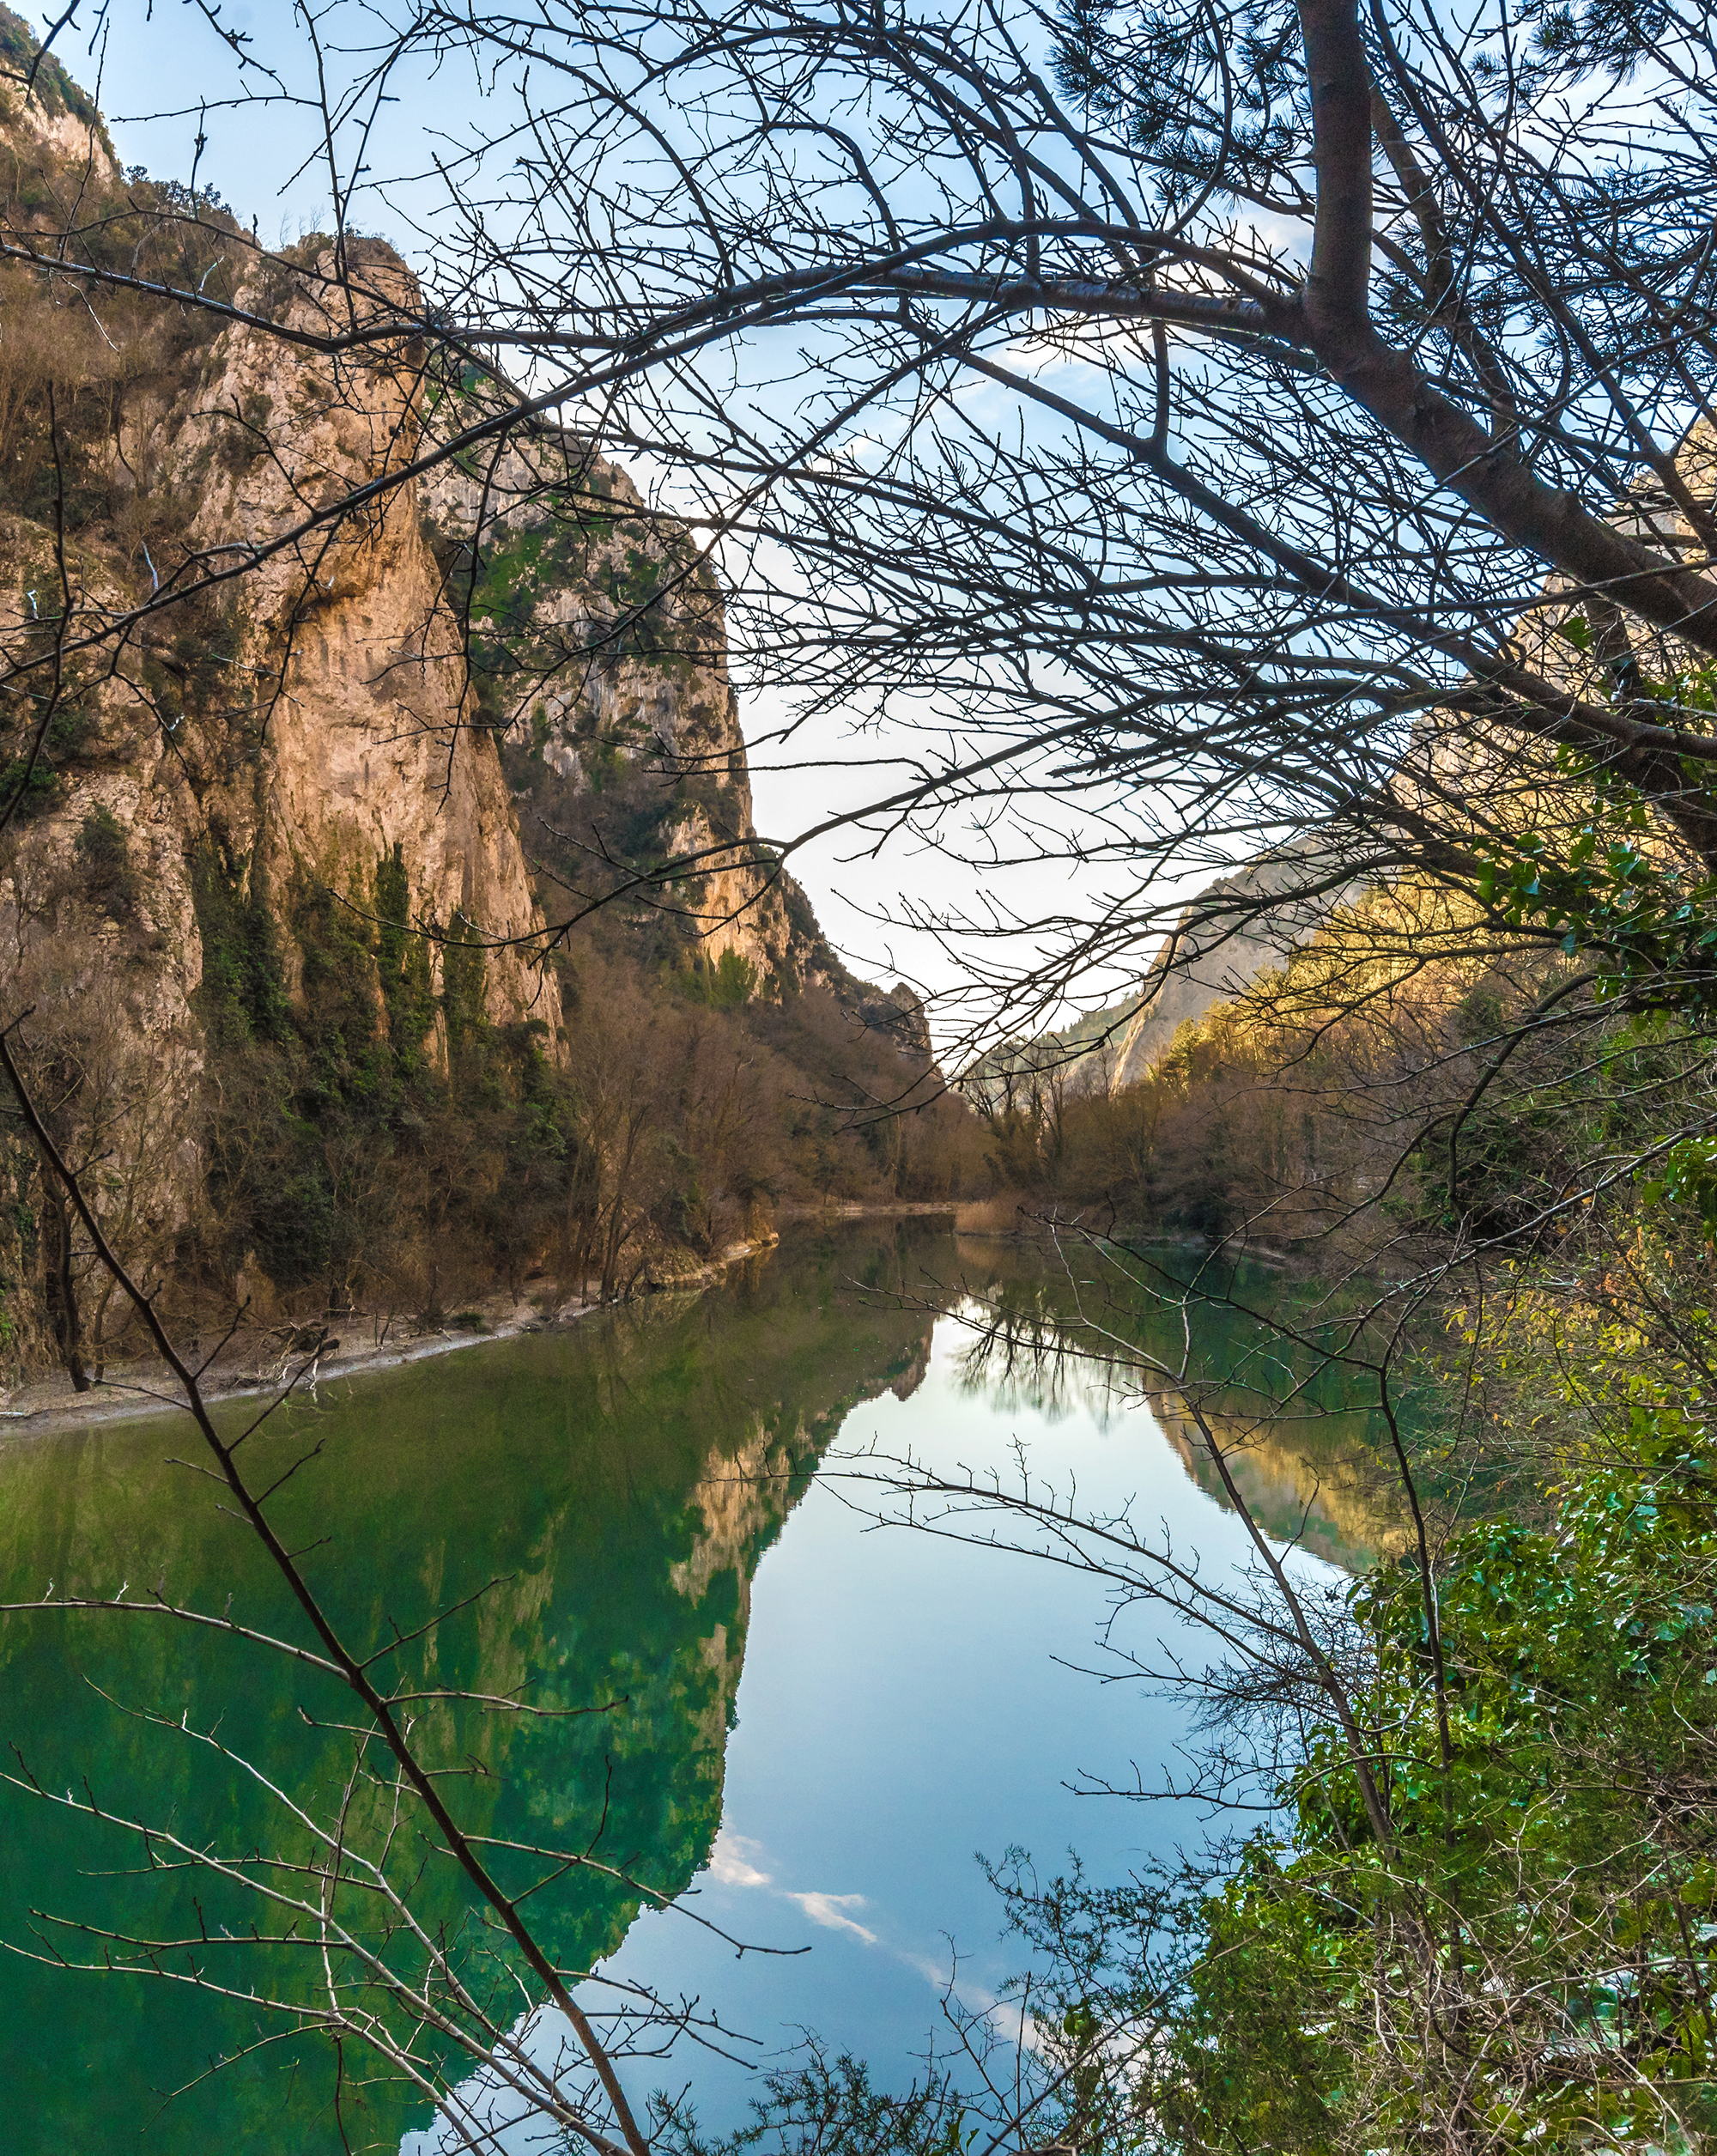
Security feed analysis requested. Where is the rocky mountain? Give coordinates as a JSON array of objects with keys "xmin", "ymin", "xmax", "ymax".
[
  {"xmin": 419, "ymin": 434, "xmax": 797, "ymax": 981},
  {"xmin": 1100, "ymin": 844, "xmax": 1356, "ymax": 1089},
  {"xmin": 0, "ymin": 21, "xmax": 971, "ymax": 1380},
  {"xmin": 980, "ymin": 841, "xmax": 1353, "ymax": 1110},
  {"xmin": 0, "ymin": 79, "xmax": 841, "ymax": 1075}
]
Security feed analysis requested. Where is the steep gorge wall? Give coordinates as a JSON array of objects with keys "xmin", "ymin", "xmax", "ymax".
[
  {"xmin": 172, "ymin": 239, "xmax": 559, "ymax": 1036},
  {"xmin": 0, "ymin": 30, "xmax": 913, "ymax": 1364},
  {"xmin": 417, "ymin": 428, "xmax": 830, "ymax": 993},
  {"xmin": 0, "ymin": 50, "xmax": 834, "ymax": 1095},
  {"xmin": 0, "ymin": 227, "xmax": 562, "ymax": 1063}
]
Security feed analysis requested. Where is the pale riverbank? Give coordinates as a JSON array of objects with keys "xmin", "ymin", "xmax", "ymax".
[
  {"xmin": 0, "ymin": 1233, "xmax": 786, "ymax": 1442},
  {"xmin": 0, "ymin": 1206, "xmax": 969, "ymax": 1442}
]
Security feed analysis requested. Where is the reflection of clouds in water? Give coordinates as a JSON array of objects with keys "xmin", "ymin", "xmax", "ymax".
[
  {"xmin": 889, "ymin": 1943, "xmax": 1046, "ymax": 2054},
  {"xmin": 398, "ymin": 1893, "xmax": 1026, "ymax": 2153},
  {"xmin": 401, "ymin": 1836, "xmax": 1047, "ymax": 2153},
  {"xmin": 707, "ymin": 1827, "xmax": 879, "ymax": 1943},
  {"xmin": 704, "ymin": 1827, "xmax": 1020, "ymax": 2029}
]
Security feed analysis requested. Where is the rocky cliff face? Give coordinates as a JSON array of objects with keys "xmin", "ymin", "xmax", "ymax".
[
  {"xmin": 990, "ymin": 842, "xmax": 1352, "ymax": 1107},
  {"xmin": 0, "ymin": 264, "xmax": 562, "ymax": 1085},
  {"xmin": 171, "ymin": 240, "xmax": 560, "ymax": 1035},
  {"xmin": 415, "ymin": 424, "xmax": 836, "ymax": 993},
  {"xmin": 1102, "ymin": 843, "xmax": 1357, "ymax": 1089},
  {"xmin": 0, "ymin": 50, "xmax": 840, "ymax": 1086},
  {"xmin": 0, "ymin": 32, "xmax": 957, "ymax": 1369}
]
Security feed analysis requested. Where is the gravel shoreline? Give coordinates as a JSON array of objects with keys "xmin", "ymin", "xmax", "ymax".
[{"xmin": 0, "ymin": 1206, "xmax": 967, "ymax": 1444}]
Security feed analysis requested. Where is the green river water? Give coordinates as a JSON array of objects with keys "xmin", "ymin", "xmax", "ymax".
[{"xmin": 0, "ymin": 1224, "xmax": 1391, "ymax": 2153}]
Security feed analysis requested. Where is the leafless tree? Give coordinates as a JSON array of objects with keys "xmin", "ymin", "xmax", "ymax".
[
  {"xmin": 3, "ymin": 0, "xmax": 1717, "ymax": 2145},
  {"xmin": 0, "ymin": 0, "xmax": 1709, "ymax": 1042}
]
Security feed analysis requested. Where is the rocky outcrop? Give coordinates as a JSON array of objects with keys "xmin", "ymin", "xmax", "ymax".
[
  {"xmin": 1103, "ymin": 844, "xmax": 1358, "ymax": 1089},
  {"xmin": 171, "ymin": 240, "xmax": 561, "ymax": 1035},
  {"xmin": 989, "ymin": 841, "xmax": 1355, "ymax": 1104},
  {"xmin": 416, "ymin": 428, "xmax": 826, "ymax": 988},
  {"xmin": 0, "ymin": 9, "xmax": 118, "ymax": 179},
  {"xmin": 0, "ymin": 247, "xmax": 564, "ymax": 1087},
  {"xmin": 0, "ymin": 49, "xmax": 852, "ymax": 1090}
]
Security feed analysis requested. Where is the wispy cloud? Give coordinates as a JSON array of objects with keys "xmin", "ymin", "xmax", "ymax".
[
  {"xmin": 711, "ymin": 1826, "xmax": 969, "ymax": 1964},
  {"xmin": 707, "ymin": 1829, "xmax": 772, "ymax": 1888},
  {"xmin": 780, "ymin": 1890, "xmax": 879, "ymax": 1944}
]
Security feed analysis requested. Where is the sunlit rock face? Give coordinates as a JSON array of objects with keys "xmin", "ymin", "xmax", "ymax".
[
  {"xmin": 416, "ymin": 432, "xmax": 834, "ymax": 992},
  {"xmin": 0, "ymin": 21, "xmax": 855, "ymax": 1327},
  {"xmin": 0, "ymin": 12, "xmax": 840, "ymax": 1102},
  {"xmin": 171, "ymin": 238, "xmax": 561, "ymax": 1035},
  {"xmin": 0, "ymin": 243, "xmax": 561, "ymax": 1077}
]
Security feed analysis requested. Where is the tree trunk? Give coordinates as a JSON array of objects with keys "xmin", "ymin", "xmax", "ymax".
[{"xmin": 39, "ymin": 1159, "xmax": 91, "ymax": 1392}]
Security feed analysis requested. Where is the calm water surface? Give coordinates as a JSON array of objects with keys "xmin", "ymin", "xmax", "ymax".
[{"xmin": 0, "ymin": 1226, "xmax": 1387, "ymax": 2151}]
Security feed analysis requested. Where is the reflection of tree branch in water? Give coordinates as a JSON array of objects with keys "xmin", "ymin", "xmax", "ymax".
[
  {"xmin": 909, "ymin": 1239, "xmax": 1417, "ymax": 1563},
  {"xmin": 823, "ymin": 1217, "xmax": 1458, "ymax": 1863}
]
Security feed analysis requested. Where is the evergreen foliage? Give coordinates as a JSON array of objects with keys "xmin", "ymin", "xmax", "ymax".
[
  {"xmin": 191, "ymin": 845, "xmax": 569, "ymax": 1300},
  {"xmin": 73, "ymin": 805, "xmax": 137, "ymax": 920},
  {"xmin": 373, "ymin": 842, "xmax": 434, "ymax": 1068},
  {"xmin": 188, "ymin": 835, "xmax": 291, "ymax": 1048},
  {"xmin": 0, "ymin": 702, "xmax": 89, "ymax": 821}
]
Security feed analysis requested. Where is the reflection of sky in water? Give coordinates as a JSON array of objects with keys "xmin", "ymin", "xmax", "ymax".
[{"xmin": 409, "ymin": 1309, "xmax": 1334, "ymax": 2149}]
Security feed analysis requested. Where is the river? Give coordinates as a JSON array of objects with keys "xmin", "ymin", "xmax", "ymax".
[{"xmin": 0, "ymin": 1224, "xmax": 1392, "ymax": 2151}]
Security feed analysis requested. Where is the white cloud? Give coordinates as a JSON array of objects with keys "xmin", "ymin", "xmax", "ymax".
[
  {"xmin": 901, "ymin": 1946, "xmax": 956, "ymax": 1988},
  {"xmin": 707, "ymin": 1830, "xmax": 772, "ymax": 1888},
  {"xmin": 984, "ymin": 1999, "xmax": 1048, "ymax": 2056},
  {"xmin": 782, "ymin": 1891, "xmax": 879, "ymax": 1944}
]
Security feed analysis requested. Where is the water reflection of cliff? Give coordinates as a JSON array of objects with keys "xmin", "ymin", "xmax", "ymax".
[
  {"xmin": 943, "ymin": 1233, "xmax": 1409, "ymax": 1570},
  {"xmin": 670, "ymin": 1278, "xmax": 932, "ymax": 1748},
  {"xmin": 1144, "ymin": 1392, "xmax": 1408, "ymax": 1569},
  {"xmin": 0, "ymin": 1224, "xmax": 938, "ymax": 2154}
]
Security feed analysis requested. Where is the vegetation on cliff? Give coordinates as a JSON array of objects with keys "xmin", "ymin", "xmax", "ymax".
[{"xmin": 0, "ymin": 58, "xmax": 980, "ymax": 1387}]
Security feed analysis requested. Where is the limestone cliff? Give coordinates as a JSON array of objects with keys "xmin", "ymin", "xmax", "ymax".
[
  {"xmin": 0, "ymin": 229, "xmax": 560, "ymax": 1066},
  {"xmin": 415, "ymin": 424, "xmax": 838, "ymax": 993},
  {"xmin": 978, "ymin": 843, "xmax": 1350, "ymax": 1109},
  {"xmin": 172, "ymin": 240, "xmax": 560, "ymax": 1035},
  {"xmin": 0, "ymin": 24, "xmax": 963, "ymax": 1373},
  {"xmin": 0, "ymin": 35, "xmax": 847, "ymax": 1082},
  {"xmin": 1103, "ymin": 844, "xmax": 1357, "ymax": 1090}
]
